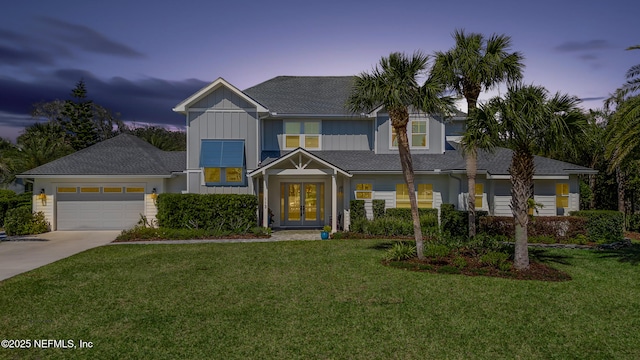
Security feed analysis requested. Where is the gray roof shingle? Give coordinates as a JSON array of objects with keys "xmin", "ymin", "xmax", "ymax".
[
  {"xmin": 260, "ymin": 147, "xmax": 594, "ymax": 175},
  {"xmin": 20, "ymin": 134, "xmax": 185, "ymax": 176},
  {"xmin": 243, "ymin": 76, "xmax": 357, "ymax": 115}
]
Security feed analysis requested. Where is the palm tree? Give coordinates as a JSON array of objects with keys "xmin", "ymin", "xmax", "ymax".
[
  {"xmin": 348, "ymin": 52, "xmax": 454, "ymax": 260},
  {"xmin": 486, "ymin": 84, "xmax": 585, "ymax": 270},
  {"xmin": 431, "ymin": 29, "xmax": 524, "ymax": 238}
]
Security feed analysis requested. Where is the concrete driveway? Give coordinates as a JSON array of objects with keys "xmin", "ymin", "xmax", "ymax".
[{"xmin": 0, "ymin": 231, "xmax": 119, "ymax": 281}]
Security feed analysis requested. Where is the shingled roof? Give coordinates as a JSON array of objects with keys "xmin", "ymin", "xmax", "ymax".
[
  {"xmin": 243, "ymin": 76, "xmax": 357, "ymax": 115},
  {"xmin": 20, "ymin": 134, "xmax": 185, "ymax": 176},
  {"xmin": 259, "ymin": 146, "xmax": 594, "ymax": 175}
]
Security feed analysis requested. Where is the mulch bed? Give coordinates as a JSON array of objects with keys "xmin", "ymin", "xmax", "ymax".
[{"xmin": 385, "ymin": 254, "xmax": 572, "ymax": 282}]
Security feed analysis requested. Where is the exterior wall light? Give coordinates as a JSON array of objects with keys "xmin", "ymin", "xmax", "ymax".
[
  {"xmin": 38, "ymin": 189, "xmax": 47, "ymax": 205},
  {"xmin": 150, "ymin": 188, "xmax": 158, "ymax": 200}
]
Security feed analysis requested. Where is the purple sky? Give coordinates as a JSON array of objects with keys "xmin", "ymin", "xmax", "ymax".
[{"xmin": 1, "ymin": 0, "xmax": 637, "ymax": 142}]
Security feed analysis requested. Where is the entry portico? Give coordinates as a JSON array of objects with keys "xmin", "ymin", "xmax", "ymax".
[{"xmin": 249, "ymin": 148, "xmax": 351, "ymax": 232}]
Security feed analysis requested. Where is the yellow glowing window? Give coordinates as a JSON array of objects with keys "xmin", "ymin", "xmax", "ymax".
[
  {"xmin": 80, "ymin": 187, "xmax": 100, "ymax": 193},
  {"xmin": 103, "ymin": 187, "xmax": 123, "ymax": 193},
  {"xmin": 411, "ymin": 120, "xmax": 427, "ymax": 147},
  {"xmin": 285, "ymin": 135, "xmax": 300, "ymax": 148},
  {"xmin": 475, "ymin": 184, "xmax": 484, "ymax": 209},
  {"xmin": 226, "ymin": 168, "xmax": 243, "ymax": 183},
  {"xmin": 305, "ymin": 135, "xmax": 319, "ymax": 148},
  {"xmin": 396, "ymin": 184, "xmax": 410, "ymax": 208},
  {"xmin": 57, "ymin": 187, "xmax": 77, "ymax": 193},
  {"xmin": 556, "ymin": 183, "xmax": 569, "ymax": 208},
  {"xmin": 355, "ymin": 183, "xmax": 373, "ymax": 200},
  {"xmin": 204, "ymin": 168, "xmax": 221, "ymax": 183},
  {"xmin": 126, "ymin": 187, "xmax": 145, "ymax": 193},
  {"xmin": 418, "ymin": 184, "xmax": 433, "ymax": 208}
]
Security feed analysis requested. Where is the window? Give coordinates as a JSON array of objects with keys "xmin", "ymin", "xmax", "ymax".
[
  {"xmin": 396, "ymin": 184, "xmax": 410, "ymax": 208},
  {"xmin": 475, "ymin": 184, "xmax": 484, "ymax": 209},
  {"xmin": 57, "ymin": 187, "xmax": 77, "ymax": 193},
  {"xmin": 80, "ymin": 187, "xmax": 100, "ymax": 193},
  {"xmin": 126, "ymin": 187, "xmax": 145, "ymax": 193},
  {"xmin": 418, "ymin": 184, "xmax": 433, "ymax": 208},
  {"xmin": 556, "ymin": 183, "xmax": 569, "ymax": 208},
  {"xmin": 284, "ymin": 120, "xmax": 320, "ymax": 149},
  {"xmin": 103, "ymin": 187, "xmax": 123, "ymax": 193},
  {"xmin": 200, "ymin": 140, "xmax": 246, "ymax": 186},
  {"xmin": 355, "ymin": 183, "xmax": 373, "ymax": 200},
  {"xmin": 390, "ymin": 118, "xmax": 428, "ymax": 149}
]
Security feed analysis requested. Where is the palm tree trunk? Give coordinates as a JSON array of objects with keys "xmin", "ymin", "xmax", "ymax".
[
  {"xmin": 510, "ymin": 150, "xmax": 533, "ymax": 270},
  {"xmin": 466, "ymin": 149, "xmax": 477, "ymax": 238},
  {"xmin": 616, "ymin": 166, "xmax": 625, "ymax": 213},
  {"xmin": 391, "ymin": 110, "xmax": 424, "ymax": 260},
  {"xmin": 588, "ymin": 173, "xmax": 596, "ymax": 210}
]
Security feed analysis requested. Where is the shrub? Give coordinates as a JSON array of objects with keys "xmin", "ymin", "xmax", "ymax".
[
  {"xmin": 156, "ymin": 194, "xmax": 257, "ymax": 233},
  {"xmin": 385, "ymin": 208, "xmax": 438, "ymax": 221},
  {"xmin": 627, "ymin": 213, "xmax": 640, "ymax": 232},
  {"xmin": 423, "ymin": 243, "xmax": 451, "ymax": 260},
  {"xmin": 372, "ymin": 200, "xmax": 385, "ymax": 219},
  {"xmin": 570, "ymin": 210, "xmax": 624, "ymax": 243},
  {"xmin": 252, "ymin": 226, "xmax": 272, "ymax": 237},
  {"xmin": 440, "ymin": 204, "xmax": 488, "ymax": 238},
  {"xmin": 479, "ymin": 251, "xmax": 510, "ymax": 268},
  {"xmin": 382, "ymin": 242, "xmax": 416, "ymax": 261},
  {"xmin": 4, "ymin": 206, "xmax": 49, "ymax": 236},
  {"xmin": 350, "ymin": 200, "xmax": 366, "ymax": 221},
  {"xmin": 348, "ymin": 214, "xmax": 438, "ymax": 237},
  {"xmin": 479, "ymin": 216, "xmax": 588, "ymax": 243},
  {"xmin": 0, "ymin": 191, "xmax": 32, "ymax": 227}
]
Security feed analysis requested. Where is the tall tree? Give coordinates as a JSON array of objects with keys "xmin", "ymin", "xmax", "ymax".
[
  {"xmin": 484, "ymin": 84, "xmax": 585, "ymax": 270},
  {"xmin": 432, "ymin": 29, "xmax": 524, "ymax": 238},
  {"xmin": 59, "ymin": 80, "xmax": 99, "ymax": 150},
  {"xmin": 128, "ymin": 126, "xmax": 186, "ymax": 151},
  {"xmin": 348, "ymin": 52, "xmax": 454, "ymax": 259}
]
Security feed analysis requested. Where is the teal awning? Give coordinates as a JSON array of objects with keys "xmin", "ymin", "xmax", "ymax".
[{"xmin": 200, "ymin": 140, "xmax": 245, "ymax": 167}]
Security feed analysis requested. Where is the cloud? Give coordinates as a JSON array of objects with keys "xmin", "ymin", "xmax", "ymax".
[
  {"xmin": 0, "ymin": 44, "xmax": 55, "ymax": 66},
  {"xmin": 554, "ymin": 39, "xmax": 612, "ymax": 52},
  {"xmin": 0, "ymin": 70, "xmax": 208, "ymax": 141},
  {"xmin": 38, "ymin": 17, "xmax": 145, "ymax": 58}
]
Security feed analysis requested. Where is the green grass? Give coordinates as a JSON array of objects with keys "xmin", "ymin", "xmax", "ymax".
[{"xmin": 1, "ymin": 240, "xmax": 640, "ymax": 359}]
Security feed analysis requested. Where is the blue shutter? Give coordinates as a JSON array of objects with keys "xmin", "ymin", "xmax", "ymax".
[{"xmin": 200, "ymin": 140, "xmax": 245, "ymax": 168}]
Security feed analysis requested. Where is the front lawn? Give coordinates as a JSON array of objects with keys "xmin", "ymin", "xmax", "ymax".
[{"xmin": 1, "ymin": 240, "xmax": 639, "ymax": 359}]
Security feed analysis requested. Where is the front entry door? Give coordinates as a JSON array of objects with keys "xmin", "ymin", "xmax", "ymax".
[{"xmin": 283, "ymin": 182, "xmax": 323, "ymax": 227}]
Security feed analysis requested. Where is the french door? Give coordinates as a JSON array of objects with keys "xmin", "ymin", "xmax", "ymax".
[{"xmin": 282, "ymin": 182, "xmax": 323, "ymax": 227}]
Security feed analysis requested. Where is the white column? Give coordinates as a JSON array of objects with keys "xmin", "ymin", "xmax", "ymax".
[
  {"xmin": 262, "ymin": 173, "xmax": 269, "ymax": 228},
  {"xmin": 332, "ymin": 171, "xmax": 337, "ymax": 233}
]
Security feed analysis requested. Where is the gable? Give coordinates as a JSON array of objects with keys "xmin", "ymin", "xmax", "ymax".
[
  {"xmin": 173, "ymin": 77, "xmax": 267, "ymax": 114},
  {"xmin": 192, "ymin": 86, "xmax": 255, "ymax": 110}
]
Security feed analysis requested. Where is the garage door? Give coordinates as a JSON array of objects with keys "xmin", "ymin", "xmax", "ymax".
[{"xmin": 56, "ymin": 186, "xmax": 145, "ymax": 230}]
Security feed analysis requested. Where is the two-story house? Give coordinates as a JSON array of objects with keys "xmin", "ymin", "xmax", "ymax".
[{"xmin": 21, "ymin": 75, "xmax": 596, "ymax": 231}]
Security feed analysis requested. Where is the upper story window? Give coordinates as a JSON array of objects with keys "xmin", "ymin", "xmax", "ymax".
[
  {"xmin": 200, "ymin": 139, "xmax": 246, "ymax": 186},
  {"xmin": 284, "ymin": 120, "xmax": 321, "ymax": 150},
  {"xmin": 390, "ymin": 118, "xmax": 428, "ymax": 149}
]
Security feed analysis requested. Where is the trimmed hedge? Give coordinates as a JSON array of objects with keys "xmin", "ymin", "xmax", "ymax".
[
  {"xmin": 479, "ymin": 216, "xmax": 588, "ymax": 242},
  {"xmin": 350, "ymin": 200, "xmax": 366, "ymax": 221},
  {"xmin": 385, "ymin": 208, "xmax": 439, "ymax": 221},
  {"xmin": 570, "ymin": 210, "xmax": 624, "ymax": 243},
  {"xmin": 440, "ymin": 203, "xmax": 488, "ymax": 238},
  {"xmin": 349, "ymin": 214, "xmax": 439, "ymax": 237},
  {"xmin": 156, "ymin": 194, "xmax": 258, "ymax": 233},
  {"xmin": 372, "ymin": 200, "xmax": 386, "ymax": 219}
]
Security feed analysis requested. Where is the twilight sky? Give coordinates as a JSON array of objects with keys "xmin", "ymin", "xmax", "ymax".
[{"xmin": 0, "ymin": 0, "xmax": 637, "ymax": 142}]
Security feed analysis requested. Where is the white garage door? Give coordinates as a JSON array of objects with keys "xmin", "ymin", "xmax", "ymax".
[{"xmin": 56, "ymin": 186, "xmax": 145, "ymax": 230}]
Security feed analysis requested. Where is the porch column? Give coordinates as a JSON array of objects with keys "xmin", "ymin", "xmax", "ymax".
[
  {"xmin": 332, "ymin": 170, "xmax": 337, "ymax": 233},
  {"xmin": 262, "ymin": 172, "xmax": 269, "ymax": 228}
]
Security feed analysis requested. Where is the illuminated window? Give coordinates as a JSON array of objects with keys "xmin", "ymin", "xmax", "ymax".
[
  {"xmin": 103, "ymin": 187, "xmax": 123, "ymax": 193},
  {"xmin": 475, "ymin": 184, "xmax": 484, "ymax": 209},
  {"xmin": 126, "ymin": 187, "xmax": 145, "ymax": 193},
  {"xmin": 284, "ymin": 120, "xmax": 321, "ymax": 149},
  {"xmin": 200, "ymin": 140, "xmax": 246, "ymax": 186},
  {"xmin": 57, "ymin": 187, "xmax": 77, "ymax": 193},
  {"xmin": 80, "ymin": 187, "xmax": 100, "ymax": 193},
  {"xmin": 396, "ymin": 184, "xmax": 410, "ymax": 208},
  {"xmin": 204, "ymin": 168, "xmax": 221, "ymax": 183},
  {"xmin": 225, "ymin": 168, "xmax": 243, "ymax": 183},
  {"xmin": 418, "ymin": 184, "xmax": 433, "ymax": 208},
  {"xmin": 390, "ymin": 118, "xmax": 428, "ymax": 148},
  {"xmin": 556, "ymin": 183, "xmax": 569, "ymax": 208},
  {"xmin": 355, "ymin": 183, "xmax": 373, "ymax": 200}
]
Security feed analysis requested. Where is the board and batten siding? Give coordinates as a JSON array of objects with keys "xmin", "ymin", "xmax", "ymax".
[
  {"xmin": 375, "ymin": 113, "xmax": 445, "ymax": 154},
  {"xmin": 263, "ymin": 118, "xmax": 373, "ymax": 151},
  {"xmin": 491, "ymin": 178, "xmax": 580, "ymax": 217},
  {"xmin": 191, "ymin": 86, "xmax": 253, "ymax": 110}
]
